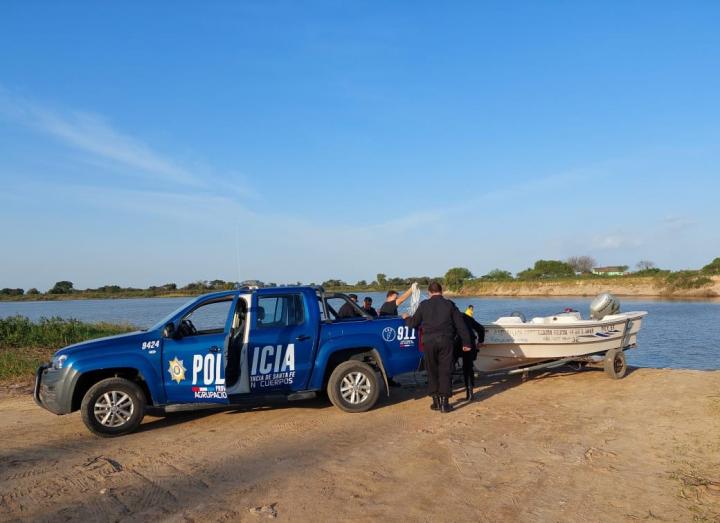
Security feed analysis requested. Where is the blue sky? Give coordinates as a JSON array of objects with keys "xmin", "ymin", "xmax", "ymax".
[{"xmin": 1, "ymin": 1, "xmax": 719, "ymax": 290}]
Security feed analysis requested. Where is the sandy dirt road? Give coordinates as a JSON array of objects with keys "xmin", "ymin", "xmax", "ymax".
[{"xmin": 1, "ymin": 368, "xmax": 719, "ymax": 522}]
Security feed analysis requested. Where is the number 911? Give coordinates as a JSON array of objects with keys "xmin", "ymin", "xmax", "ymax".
[{"xmin": 397, "ymin": 326, "xmax": 416, "ymax": 341}]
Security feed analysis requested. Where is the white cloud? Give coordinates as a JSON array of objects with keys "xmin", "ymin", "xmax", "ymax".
[
  {"xmin": 0, "ymin": 88, "xmax": 257, "ymax": 193},
  {"xmin": 662, "ymin": 215, "xmax": 696, "ymax": 231},
  {"xmin": 0, "ymin": 93, "xmax": 197, "ymax": 186},
  {"xmin": 592, "ymin": 233, "xmax": 643, "ymax": 250}
]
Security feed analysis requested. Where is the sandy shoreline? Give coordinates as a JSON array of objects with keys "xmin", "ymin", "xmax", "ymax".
[
  {"xmin": 456, "ymin": 275, "xmax": 720, "ymax": 298},
  {"xmin": 1, "ymin": 367, "xmax": 719, "ymax": 522}
]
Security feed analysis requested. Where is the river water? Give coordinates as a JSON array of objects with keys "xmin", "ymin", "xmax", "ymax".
[{"xmin": 1, "ymin": 294, "xmax": 718, "ymax": 371}]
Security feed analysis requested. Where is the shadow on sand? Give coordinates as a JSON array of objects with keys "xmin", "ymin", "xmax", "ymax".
[
  {"xmin": 111, "ymin": 362, "xmax": 644, "ymax": 435},
  {"xmin": 448, "ymin": 362, "xmax": 642, "ymax": 411}
]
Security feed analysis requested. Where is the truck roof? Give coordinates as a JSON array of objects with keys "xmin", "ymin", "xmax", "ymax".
[{"xmin": 192, "ymin": 285, "xmax": 325, "ymax": 302}]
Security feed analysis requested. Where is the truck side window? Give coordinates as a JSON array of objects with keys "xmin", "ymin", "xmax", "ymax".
[
  {"xmin": 183, "ymin": 299, "xmax": 233, "ymax": 335},
  {"xmin": 257, "ymin": 295, "xmax": 305, "ymax": 328}
]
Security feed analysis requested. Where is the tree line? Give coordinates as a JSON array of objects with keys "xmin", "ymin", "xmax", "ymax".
[
  {"xmin": 0, "ymin": 280, "xmax": 236, "ymax": 297},
  {"xmin": 3, "ymin": 256, "xmax": 719, "ymax": 298},
  {"xmin": 453, "ymin": 256, "xmax": 720, "ymax": 291}
]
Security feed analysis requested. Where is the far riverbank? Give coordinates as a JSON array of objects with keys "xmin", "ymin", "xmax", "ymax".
[
  {"xmin": 454, "ymin": 275, "xmax": 720, "ymax": 298},
  {"xmin": 2, "ymin": 275, "xmax": 720, "ymax": 301}
]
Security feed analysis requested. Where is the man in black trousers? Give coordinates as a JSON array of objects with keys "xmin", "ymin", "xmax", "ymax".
[
  {"xmin": 454, "ymin": 313, "xmax": 484, "ymax": 401},
  {"xmin": 405, "ymin": 281, "xmax": 473, "ymax": 413}
]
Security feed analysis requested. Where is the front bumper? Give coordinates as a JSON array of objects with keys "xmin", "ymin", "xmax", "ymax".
[{"xmin": 34, "ymin": 364, "xmax": 74, "ymax": 415}]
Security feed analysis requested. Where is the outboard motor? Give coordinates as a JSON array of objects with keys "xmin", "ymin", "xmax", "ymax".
[{"xmin": 589, "ymin": 293, "xmax": 620, "ymax": 320}]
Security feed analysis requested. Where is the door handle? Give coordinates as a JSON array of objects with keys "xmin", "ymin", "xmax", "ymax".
[
  {"xmin": 296, "ymin": 335, "xmax": 311, "ymax": 341},
  {"xmin": 209, "ymin": 346, "xmax": 221, "ymax": 353}
]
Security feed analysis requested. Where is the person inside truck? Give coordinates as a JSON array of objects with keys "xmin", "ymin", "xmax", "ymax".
[
  {"xmin": 379, "ymin": 285, "xmax": 415, "ymax": 316},
  {"xmin": 361, "ymin": 297, "xmax": 378, "ymax": 318},
  {"xmin": 338, "ymin": 294, "xmax": 361, "ymax": 318},
  {"xmin": 225, "ymin": 299, "xmax": 249, "ymax": 387}
]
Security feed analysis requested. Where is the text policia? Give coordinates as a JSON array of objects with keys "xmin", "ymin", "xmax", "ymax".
[
  {"xmin": 250, "ymin": 343, "xmax": 296, "ymax": 389},
  {"xmin": 183, "ymin": 344, "xmax": 297, "ymax": 398}
]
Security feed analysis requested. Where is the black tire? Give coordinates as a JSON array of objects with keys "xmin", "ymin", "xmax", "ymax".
[
  {"xmin": 327, "ymin": 361, "xmax": 380, "ymax": 413},
  {"xmin": 81, "ymin": 377, "xmax": 146, "ymax": 437},
  {"xmin": 603, "ymin": 348, "xmax": 627, "ymax": 379}
]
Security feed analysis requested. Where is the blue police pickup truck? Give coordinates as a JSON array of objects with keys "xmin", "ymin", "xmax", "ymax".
[{"xmin": 34, "ymin": 286, "xmax": 422, "ymax": 436}]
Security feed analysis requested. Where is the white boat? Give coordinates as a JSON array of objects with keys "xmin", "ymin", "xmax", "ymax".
[{"xmin": 475, "ymin": 294, "xmax": 647, "ymax": 377}]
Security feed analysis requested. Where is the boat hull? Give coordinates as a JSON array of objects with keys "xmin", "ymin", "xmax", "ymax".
[{"xmin": 474, "ymin": 312, "xmax": 646, "ymax": 373}]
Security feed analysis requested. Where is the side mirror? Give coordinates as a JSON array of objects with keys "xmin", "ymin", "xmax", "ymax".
[{"xmin": 163, "ymin": 322, "xmax": 177, "ymax": 339}]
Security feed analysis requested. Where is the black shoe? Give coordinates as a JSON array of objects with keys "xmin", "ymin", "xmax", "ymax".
[
  {"xmin": 465, "ymin": 386, "xmax": 473, "ymax": 402},
  {"xmin": 440, "ymin": 396, "xmax": 454, "ymax": 413},
  {"xmin": 430, "ymin": 395, "xmax": 440, "ymax": 411}
]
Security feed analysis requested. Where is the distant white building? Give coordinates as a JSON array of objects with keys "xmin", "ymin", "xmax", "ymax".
[{"xmin": 592, "ymin": 266, "xmax": 628, "ymax": 276}]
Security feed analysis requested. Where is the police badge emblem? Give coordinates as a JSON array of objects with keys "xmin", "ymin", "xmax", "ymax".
[{"xmin": 168, "ymin": 357, "xmax": 187, "ymax": 384}]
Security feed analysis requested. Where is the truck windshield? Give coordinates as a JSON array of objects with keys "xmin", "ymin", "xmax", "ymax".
[{"xmin": 149, "ymin": 299, "xmax": 196, "ymax": 331}]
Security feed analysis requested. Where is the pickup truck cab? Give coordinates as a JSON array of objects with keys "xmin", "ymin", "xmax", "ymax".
[{"xmin": 35, "ymin": 286, "xmax": 422, "ymax": 436}]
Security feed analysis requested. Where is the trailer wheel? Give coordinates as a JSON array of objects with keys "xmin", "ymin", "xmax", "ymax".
[
  {"xmin": 327, "ymin": 361, "xmax": 380, "ymax": 413},
  {"xmin": 81, "ymin": 377, "xmax": 146, "ymax": 437},
  {"xmin": 603, "ymin": 348, "xmax": 627, "ymax": 379}
]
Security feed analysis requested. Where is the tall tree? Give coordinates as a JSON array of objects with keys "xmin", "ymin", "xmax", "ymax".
[
  {"xmin": 444, "ymin": 267, "xmax": 474, "ymax": 291},
  {"xmin": 636, "ymin": 260, "xmax": 656, "ymax": 271},
  {"xmin": 567, "ymin": 255, "xmax": 597, "ymax": 274},
  {"xmin": 517, "ymin": 260, "xmax": 575, "ymax": 280},
  {"xmin": 48, "ymin": 281, "xmax": 74, "ymax": 294}
]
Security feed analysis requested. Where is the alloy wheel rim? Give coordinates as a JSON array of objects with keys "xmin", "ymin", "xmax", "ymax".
[
  {"xmin": 94, "ymin": 391, "xmax": 134, "ymax": 427},
  {"xmin": 340, "ymin": 372, "xmax": 372, "ymax": 404}
]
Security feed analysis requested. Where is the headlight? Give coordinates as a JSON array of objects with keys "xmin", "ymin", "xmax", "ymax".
[{"xmin": 51, "ymin": 355, "xmax": 68, "ymax": 370}]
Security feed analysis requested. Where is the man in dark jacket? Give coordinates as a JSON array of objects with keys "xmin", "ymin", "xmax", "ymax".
[
  {"xmin": 405, "ymin": 281, "xmax": 473, "ymax": 413},
  {"xmin": 337, "ymin": 294, "xmax": 361, "ymax": 318},
  {"xmin": 454, "ymin": 313, "xmax": 484, "ymax": 401},
  {"xmin": 361, "ymin": 297, "xmax": 378, "ymax": 318}
]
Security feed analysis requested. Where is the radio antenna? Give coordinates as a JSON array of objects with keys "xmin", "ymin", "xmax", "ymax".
[{"xmin": 235, "ymin": 223, "xmax": 242, "ymax": 286}]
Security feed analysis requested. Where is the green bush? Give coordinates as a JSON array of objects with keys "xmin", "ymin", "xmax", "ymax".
[
  {"xmin": 481, "ymin": 269, "xmax": 514, "ymax": 281},
  {"xmin": 634, "ymin": 268, "xmax": 668, "ymax": 277},
  {"xmin": 0, "ymin": 316, "xmax": 134, "ymax": 382},
  {"xmin": 665, "ymin": 271, "xmax": 713, "ymax": 290},
  {"xmin": 701, "ymin": 257, "xmax": 720, "ymax": 275},
  {"xmin": 0, "ymin": 288, "xmax": 24, "ymax": 296},
  {"xmin": 517, "ymin": 260, "xmax": 575, "ymax": 280},
  {"xmin": 0, "ymin": 315, "xmax": 134, "ymax": 349}
]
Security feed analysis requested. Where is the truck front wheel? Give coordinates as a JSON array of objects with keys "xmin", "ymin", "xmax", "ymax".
[
  {"xmin": 81, "ymin": 377, "xmax": 146, "ymax": 437},
  {"xmin": 327, "ymin": 361, "xmax": 380, "ymax": 413}
]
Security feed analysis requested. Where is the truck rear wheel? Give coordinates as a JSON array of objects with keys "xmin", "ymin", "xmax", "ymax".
[
  {"xmin": 81, "ymin": 377, "xmax": 146, "ymax": 437},
  {"xmin": 327, "ymin": 361, "xmax": 380, "ymax": 413}
]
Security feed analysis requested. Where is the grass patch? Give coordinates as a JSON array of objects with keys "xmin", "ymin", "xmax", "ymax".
[
  {"xmin": 0, "ymin": 346, "xmax": 55, "ymax": 382},
  {"xmin": 0, "ymin": 316, "xmax": 134, "ymax": 382},
  {"xmin": 665, "ymin": 271, "xmax": 713, "ymax": 290}
]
